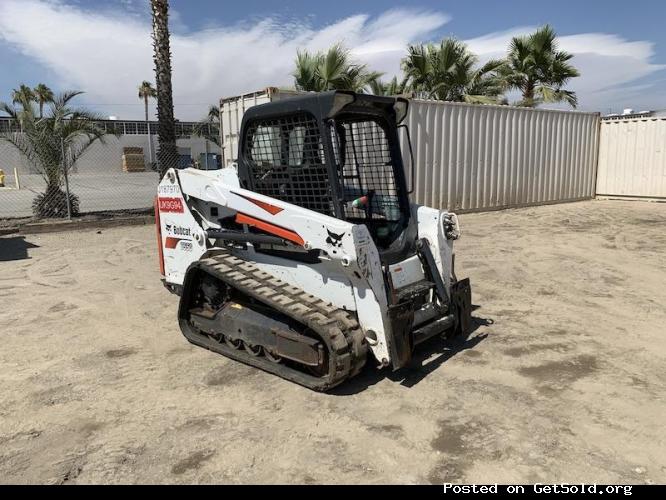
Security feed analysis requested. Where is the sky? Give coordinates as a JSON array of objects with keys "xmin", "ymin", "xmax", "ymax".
[{"xmin": 0, "ymin": 0, "xmax": 665, "ymax": 121}]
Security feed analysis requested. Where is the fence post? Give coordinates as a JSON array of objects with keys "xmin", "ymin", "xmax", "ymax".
[{"xmin": 61, "ymin": 138, "xmax": 72, "ymax": 219}]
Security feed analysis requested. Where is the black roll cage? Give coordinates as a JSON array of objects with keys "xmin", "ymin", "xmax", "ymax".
[{"xmin": 237, "ymin": 91, "xmax": 415, "ymax": 258}]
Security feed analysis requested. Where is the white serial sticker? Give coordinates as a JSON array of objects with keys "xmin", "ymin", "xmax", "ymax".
[{"xmin": 158, "ymin": 184, "xmax": 181, "ymax": 195}]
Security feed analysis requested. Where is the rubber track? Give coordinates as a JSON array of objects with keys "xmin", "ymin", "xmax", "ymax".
[{"xmin": 179, "ymin": 252, "xmax": 367, "ymax": 391}]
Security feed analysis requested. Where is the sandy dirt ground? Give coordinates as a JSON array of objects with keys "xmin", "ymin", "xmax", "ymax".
[{"xmin": 0, "ymin": 199, "xmax": 664, "ymax": 484}]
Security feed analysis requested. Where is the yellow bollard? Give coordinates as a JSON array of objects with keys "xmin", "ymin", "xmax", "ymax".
[{"xmin": 0, "ymin": 169, "xmax": 5, "ymax": 187}]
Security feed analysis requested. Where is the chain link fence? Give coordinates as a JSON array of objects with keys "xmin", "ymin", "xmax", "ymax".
[{"xmin": 0, "ymin": 118, "xmax": 220, "ymax": 225}]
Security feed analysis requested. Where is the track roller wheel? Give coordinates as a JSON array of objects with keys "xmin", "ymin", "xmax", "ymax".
[
  {"xmin": 225, "ymin": 337, "xmax": 242, "ymax": 350},
  {"xmin": 244, "ymin": 342, "xmax": 263, "ymax": 357},
  {"xmin": 264, "ymin": 349, "xmax": 282, "ymax": 363}
]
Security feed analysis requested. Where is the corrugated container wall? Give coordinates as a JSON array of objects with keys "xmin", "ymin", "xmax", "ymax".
[
  {"xmin": 400, "ymin": 100, "xmax": 600, "ymax": 212},
  {"xmin": 596, "ymin": 117, "xmax": 666, "ymax": 199},
  {"xmin": 220, "ymin": 90, "xmax": 601, "ymax": 212},
  {"xmin": 219, "ymin": 88, "xmax": 303, "ymax": 166}
]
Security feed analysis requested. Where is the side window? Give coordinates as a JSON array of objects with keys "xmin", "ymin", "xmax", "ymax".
[
  {"xmin": 242, "ymin": 113, "xmax": 334, "ymax": 216},
  {"xmin": 244, "ymin": 114, "xmax": 323, "ymax": 171},
  {"xmin": 249, "ymin": 124, "xmax": 281, "ymax": 168},
  {"xmin": 330, "ymin": 118, "xmax": 400, "ymax": 221},
  {"xmin": 287, "ymin": 125, "xmax": 306, "ymax": 166}
]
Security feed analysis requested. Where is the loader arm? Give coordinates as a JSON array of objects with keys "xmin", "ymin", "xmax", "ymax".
[{"xmin": 158, "ymin": 167, "xmax": 395, "ymax": 364}]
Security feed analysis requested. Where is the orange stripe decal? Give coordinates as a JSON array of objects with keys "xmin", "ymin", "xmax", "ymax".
[
  {"xmin": 234, "ymin": 192, "xmax": 284, "ymax": 215},
  {"xmin": 236, "ymin": 213, "xmax": 305, "ymax": 246},
  {"xmin": 165, "ymin": 236, "xmax": 183, "ymax": 249}
]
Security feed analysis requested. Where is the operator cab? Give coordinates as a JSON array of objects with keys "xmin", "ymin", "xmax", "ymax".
[{"xmin": 236, "ymin": 91, "xmax": 416, "ymax": 263}]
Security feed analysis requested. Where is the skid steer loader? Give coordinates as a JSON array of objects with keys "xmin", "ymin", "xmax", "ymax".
[{"xmin": 156, "ymin": 91, "xmax": 472, "ymax": 391}]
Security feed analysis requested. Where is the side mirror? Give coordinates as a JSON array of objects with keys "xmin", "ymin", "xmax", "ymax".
[{"xmin": 398, "ymin": 123, "xmax": 415, "ymax": 194}]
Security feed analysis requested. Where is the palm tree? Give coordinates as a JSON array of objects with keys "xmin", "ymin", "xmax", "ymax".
[
  {"xmin": 138, "ymin": 80, "xmax": 157, "ymax": 165},
  {"xmin": 191, "ymin": 105, "xmax": 221, "ymax": 169},
  {"xmin": 193, "ymin": 105, "xmax": 220, "ymax": 147},
  {"xmin": 33, "ymin": 83, "xmax": 54, "ymax": 118},
  {"xmin": 0, "ymin": 91, "xmax": 108, "ymax": 218},
  {"xmin": 293, "ymin": 44, "xmax": 383, "ymax": 93},
  {"xmin": 402, "ymin": 38, "xmax": 506, "ymax": 104},
  {"xmin": 150, "ymin": 0, "xmax": 178, "ymax": 177},
  {"xmin": 206, "ymin": 104, "xmax": 220, "ymax": 122},
  {"xmin": 11, "ymin": 84, "xmax": 35, "ymax": 109},
  {"xmin": 500, "ymin": 25, "xmax": 579, "ymax": 108},
  {"xmin": 138, "ymin": 81, "xmax": 156, "ymax": 122}
]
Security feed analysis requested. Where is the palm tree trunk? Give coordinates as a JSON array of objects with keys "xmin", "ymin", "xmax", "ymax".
[
  {"xmin": 150, "ymin": 0, "xmax": 178, "ymax": 177},
  {"xmin": 523, "ymin": 80, "xmax": 535, "ymax": 107},
  {"xmin": 39, "ymin": 100, "xmax": 43, "ymax": 119}
]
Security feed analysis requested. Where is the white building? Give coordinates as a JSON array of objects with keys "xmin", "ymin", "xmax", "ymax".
[{"xmin": 0, "ymin": 118, "xmax": 221, "ymax": 175}]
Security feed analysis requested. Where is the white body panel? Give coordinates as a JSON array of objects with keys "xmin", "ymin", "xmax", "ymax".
[
  {"xmin": 157, "ymin": 178, "xmax": 208, "ymax": 285},
  {"xmin": 413, "ymin": 205, "xmax": 459, "ymax": 295},
  {"xmin": 241, "ymin": 249, "xmax": 357, "ymax": 311}
]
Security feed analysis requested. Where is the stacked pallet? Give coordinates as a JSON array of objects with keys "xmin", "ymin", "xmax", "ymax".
[{"xmin": 122, "ymin": 147, "xmax": 145, "ymax": 172}]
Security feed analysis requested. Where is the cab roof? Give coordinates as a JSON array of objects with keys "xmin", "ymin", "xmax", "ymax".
[{"xmin": 242, "ymin": 90, "xmax": 408, "ymax": 124}]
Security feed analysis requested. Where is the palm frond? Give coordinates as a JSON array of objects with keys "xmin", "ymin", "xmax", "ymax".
[
  {"xmin": 292, "ymin": 50, "xmax": 322, "ymax": 91},
  {"xmin": 53, "ymin": 90, "xmax": 85, "ymax": 108},
  {"xmin": 207, "ymin": 105, "xmax": 220, "ymax": 121},
  {"xmin": 292, "ymin": 44, "xmax": 383, "ymax": 93},
  {"xmin": 0, "ymin": 102, "xmax": 19, "ymax": 119},
  {"xmin": 463, "ymin": 94, "xmax": 502, "ymax": 105},
  {"xmin": 138, "ymin": 81, "xmax": 157, "ymax": 99},
  {"xmin": 368, "ymin": 79, "xmax": 386, "ymax": 96},
  {"xmin": 0, "ymin": 132, "xmax": 39, "ymax": 164},
  {"xmin": 318, "ymin": 44, "xmax": 351, "ymax": 90},
  {"xmin": 1, "ymin": 89, "xmax": 113, "ymax": 187},
  {"xmin": 11, "ymin": 84, "xmax": 35, "ymax": 109},
  {"xmin": 536, "ymin": 85, "xmax": 578, "ymax": 108}
]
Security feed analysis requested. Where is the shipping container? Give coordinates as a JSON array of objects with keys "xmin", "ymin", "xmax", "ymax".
[
  {"xmin": 401, "ymin": 99, "xmax": 600, "ymax": 211},
  {"xmin": 219, "ymin": 89, "xmax": 600, "ymax": 212},
  {"xmin": 596, "ymin": 117, "xmax": 666, "ymax": 199}
]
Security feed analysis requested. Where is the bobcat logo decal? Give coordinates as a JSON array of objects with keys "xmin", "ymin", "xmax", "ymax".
[{"xmin": 326, "ymin": 229, "xmax": 345, "ymax": 248}]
